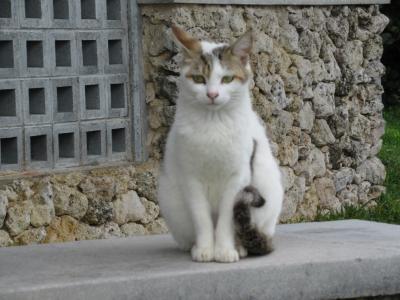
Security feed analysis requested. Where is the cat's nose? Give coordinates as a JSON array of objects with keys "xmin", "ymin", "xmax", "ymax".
[{"xmin": 207, "ymin": 91, "xmax": 219, "ymax": 100}]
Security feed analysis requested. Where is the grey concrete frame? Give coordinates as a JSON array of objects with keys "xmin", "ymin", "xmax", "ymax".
[
  {"xmin": 103, "ymin": 0, "xmax": 128, "ymax": 29},
  {"xmin": 106, "ymin": 119, "xmax": 131, "ymax": 162},
  {"xmin": 19, "ymin": 0, "xmax": 51, "ymax": 29},
  {"xmin": 21, "ymin": 78, "xmax": 53, "ymax": 125},
  {"xmin": 76, "ymin": 0, "xmax": 102, "ymax": 29},
  {"xmin": 103, "ymin": 30, "xmax": 129, "ymax": 74},
  {"xmin": 79, "ymin": 75, "xmax": 107, "ymax": 120},
  {"xmin": 53, "ymin": 122, "xmax": 80, "ymax": 168},
  {"xmin": 50, "ymin": 0, "xmax": 77, "ymax": 28},
  {"xmin": 0, "ymin": 79, "xmax": 23, "ymax": 127},
  {"xmin": 0, "ymin": 127, "xmax": 23, "ymax": 171},
  {"xmin": 80, "ymin": 120, "xmax": 107, "ymax": 164},
  {"xmin": 0, "ymin": 31, "xmax": 21, "ymax": 79},
  {"xmin": 0, "ymin": 0, "xmax": 19, "ymax": 29},
  {"xmin": 19, "ymin": 31, "xmax": 51, "ymax": 78},
  {"xmin": 24, "ymin": 125, "xmax": 53, "ymax": 169},
  {"xmin": 106, "ymin": 74, "xmax": 129, "ymax": 118},
  {"xmin": 76, "ymin": 31, "xmax": 103, "ymax": 75},
  {"xmin": 49, "ymin": 30, "xmax": 78, "ymax": 77},
  {"xmin": 52, "ymin": 77, "xmax": 79, "ymax": 123},
  {"xmin": 128, "ymin": 0, "xmax": 147, "ymax": 162}
]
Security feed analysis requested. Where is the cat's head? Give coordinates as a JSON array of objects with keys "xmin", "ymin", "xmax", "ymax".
[{"xmin": 172, "ymin": 25, "xmax": 253, "ymax": 108}]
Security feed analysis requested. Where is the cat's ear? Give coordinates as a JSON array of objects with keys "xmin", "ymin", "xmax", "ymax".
[
  {"xmin": 230, "ymin": 30, "xmax": 253, "ymax": 64},
  {"xmin": 171, "ymin": 25, "xmax": 201, "ymax": 57}
]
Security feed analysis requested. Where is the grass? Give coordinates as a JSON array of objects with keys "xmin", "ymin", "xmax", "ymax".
[{"xmin": 315, "ymin": 105, "xmax": 400, "ymax": 224}]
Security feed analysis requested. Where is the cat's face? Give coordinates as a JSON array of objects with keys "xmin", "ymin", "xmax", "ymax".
[{"xmin": 172, "ymin": 26, "xmax": 253, "ymax": 108}]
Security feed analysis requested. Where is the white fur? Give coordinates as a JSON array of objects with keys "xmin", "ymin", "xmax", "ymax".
[{"xmin": 158, "ymin": 41, "xmax": 283, "ymax": 263}]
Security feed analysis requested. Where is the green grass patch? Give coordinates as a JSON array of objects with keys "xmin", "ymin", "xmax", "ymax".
[{"xmin": 315, "ymin": 106, "xmax": 400, "ymax": 224}]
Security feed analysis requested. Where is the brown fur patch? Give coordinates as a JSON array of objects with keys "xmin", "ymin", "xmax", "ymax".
[
  {"xmin": 184, "ymin": 45, "xmax": 251, "ymax": 83},
  {"xmin": 171, "ymin": 25, "xmax": 201, "ymax": 54},
  {"xmin": 233, "ymin": 187, "xmax": 273, "ymax": 256}
]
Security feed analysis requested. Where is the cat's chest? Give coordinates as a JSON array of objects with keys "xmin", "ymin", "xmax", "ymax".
[{"xmin": 177, "ymin": 119, "xmax": 251, "ymax": 173}]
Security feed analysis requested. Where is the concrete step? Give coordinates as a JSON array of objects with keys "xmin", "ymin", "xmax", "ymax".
[{"xmin": 0, "ymin": 220, "xmax": 399, "ymax": 300}]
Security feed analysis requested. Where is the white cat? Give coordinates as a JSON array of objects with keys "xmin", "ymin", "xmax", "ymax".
[{"xmin": 157, "ymin": 26, "xmax": 283, "ymax": 263}]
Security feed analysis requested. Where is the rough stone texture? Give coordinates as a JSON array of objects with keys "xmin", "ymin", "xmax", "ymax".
[
  {"xmin": 0, "ymin": 4, "xmax": 389, "ymax": 246},
  {"xmin": 142, "ymin": 4, "xmax": 388, "ymax": 223},
  {"xmin": 0, "ymin": 220, "xmax": 399, "ymax": 300},
  {"xmin": 0, "ymin": 165, "xmax": 164, "ymax": 247}
]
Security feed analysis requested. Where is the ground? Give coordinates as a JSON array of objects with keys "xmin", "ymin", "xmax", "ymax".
[{"xmin": 316, "ymin": 106, "xmax": 400, "ymax": 224}]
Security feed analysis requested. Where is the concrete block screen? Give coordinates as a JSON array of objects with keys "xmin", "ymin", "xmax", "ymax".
[{"xmin": 0, "ymin": 0, "xmax": 131, "ymax": 171}]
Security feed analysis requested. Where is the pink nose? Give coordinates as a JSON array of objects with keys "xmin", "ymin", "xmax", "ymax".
[{"xmin": 207, "ymin": 91, "xmax": 219, "ymax": 100}]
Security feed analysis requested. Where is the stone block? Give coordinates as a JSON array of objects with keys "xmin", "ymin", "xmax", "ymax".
[
  {"xmin": 80, "ymin": 120, "xmax": 107, "ymax": 164},
  {"xmin": 21, "ymin": 78, "xmax": 52, "ymax": 125},
  {"xmin": 0, "ymin": 127, "xmax": 23, "ymax": 171},
  {"xmin": 53, "ymin": 123, "xmax": 80, "ymax": 168},
  {"xmin": 106, "ymin": 74, "xmax": 128, "ymax": 118},
  {"xmin": 52, "ymin": 77, "xmax": 79, "ymax": 123},
  {"xmin": 79, "ymin": 75, "xmax": 107, "ymax": 120},
  {"xmin": 24, "ymin": 125, "xmax": 53, "ymax": 169},
  {"xmin": 107, "ymin": 119, "xmax": 131, "ymax": 161}
]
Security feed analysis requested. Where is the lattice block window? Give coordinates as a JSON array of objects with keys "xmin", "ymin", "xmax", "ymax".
[
  {"xmin": 53, "ymin": 0, "xmax": 69, "ymax": 19},
  {"xmin": 22, "ymin": 79, "xmax": 52, "ymax": 125},
  {"xmin": 0, "ymin": 1, "xmax": 12, "ymax": 18},
  {"xmin": 53, "ymin": 77, "xmax": 78, "ymax": 122},
  {"xmin": 0, "ymin": 128, "xmax": 22, "ymax": 170},
  {"xmin": 54, "ymin": 124, "xmax": 80, "ymax": 167},
  {"xmin": 0, "ymin": 32, "xmax": 19, "ymax": 78},
  {"xmin": 21, "ymin": 0, "xmax": 49, "ymax": 28},
  {"xmin": 107, "ymin": 75, "xmax": 128, "ymax": 117},
  {"xmin": 107, "ymin": 120, "xmax": 130, "ymax": 161},
  {"xmin": 104, "ymin": 31, "xmax": 127, "ymax": 74},
  {"xmin": 0, "ymin": 80, "xmax": 22, "ymax": 126},
  {"xmin": 80, "ymin": 76, "xmax": 106, "ymax": 120},
  {"xmin": 81, "ymin": 121, "xmax": 106, "ymax": 164},
  {"xmin": 25, "ymin": 126, "xmax": 53, "ymax": 169},
  {"xmin": 78, "ymin": 32, "xmax": 102, "ymax": 74},
  {"xmin": 22, "ymin": 33, "xmax": 49, "ymax": 76},
  {"xmin": 0, "ymin": 0, "xmax": 140, "ymax": 172}
]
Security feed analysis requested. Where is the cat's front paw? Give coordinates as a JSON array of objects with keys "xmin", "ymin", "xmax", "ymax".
[
  {"xmin": 191, "ymin": 245, "xmax": 214, "ymax": 262},
  {"xmin": 214, "ymin": 247, "xmax": 240, "ymax": 263},
  {"xmin": 237, "ymin": 245, "xmax": 248, "ymax": 258}
]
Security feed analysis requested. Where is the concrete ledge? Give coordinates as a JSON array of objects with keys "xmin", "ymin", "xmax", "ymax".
[
  {"xmin": 0, "ymin": 220, "xmax": 399, "ymax": 300},
  {"xmin": 138, "ymin": 0, "xmax": 390, "ymax": 6}
]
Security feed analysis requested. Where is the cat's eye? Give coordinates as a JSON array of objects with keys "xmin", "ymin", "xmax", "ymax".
[
  {"xmin": 221, "ymin": 76, "xmax": 235, "ymax": 84},
  {"xmin": 191, "ymin": 75, "xmax": 206, "ymax": 84}
]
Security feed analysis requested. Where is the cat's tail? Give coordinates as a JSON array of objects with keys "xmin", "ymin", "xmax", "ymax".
[{"xmin": 233, "ymin": 186, "xmax": 274, "ymax": 255}]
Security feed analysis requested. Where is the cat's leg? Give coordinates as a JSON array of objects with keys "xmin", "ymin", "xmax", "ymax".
[
  {"xmin": 158, "ymin": 173, "xmax": 195, "ymax": 251},
  {"xmin": 182, "ymin": 179, "xmax": 215, "ymax": 262},
  {"xmin": 215, "ymin": 177, "xmax": 246, "ymax": 263}
]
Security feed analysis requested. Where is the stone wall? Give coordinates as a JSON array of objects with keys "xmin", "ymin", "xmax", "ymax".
[
  {"xmin": 0, "ymin": 3, "xmax": 389, "ymax": 246},
  {"xmin": 142, "ymin": 4, "xmax": 388, "ymax": 222},
  {"xmin": 0, "ymin": 164, "xmax": 166, "ymax": 247}
]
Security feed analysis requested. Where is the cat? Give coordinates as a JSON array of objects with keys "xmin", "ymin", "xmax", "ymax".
[{"xmin": 157, "ymin": 25, "xmax": 283, "ymax": 263}]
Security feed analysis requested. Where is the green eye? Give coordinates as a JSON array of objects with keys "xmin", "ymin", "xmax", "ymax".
[
  {"xmin": 191, "ymin": 75, "xmax": 206, "ymax": 84},
  {"xmin": 221, "ymin": 76, "xmax": 235, "ymax": 84}
]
